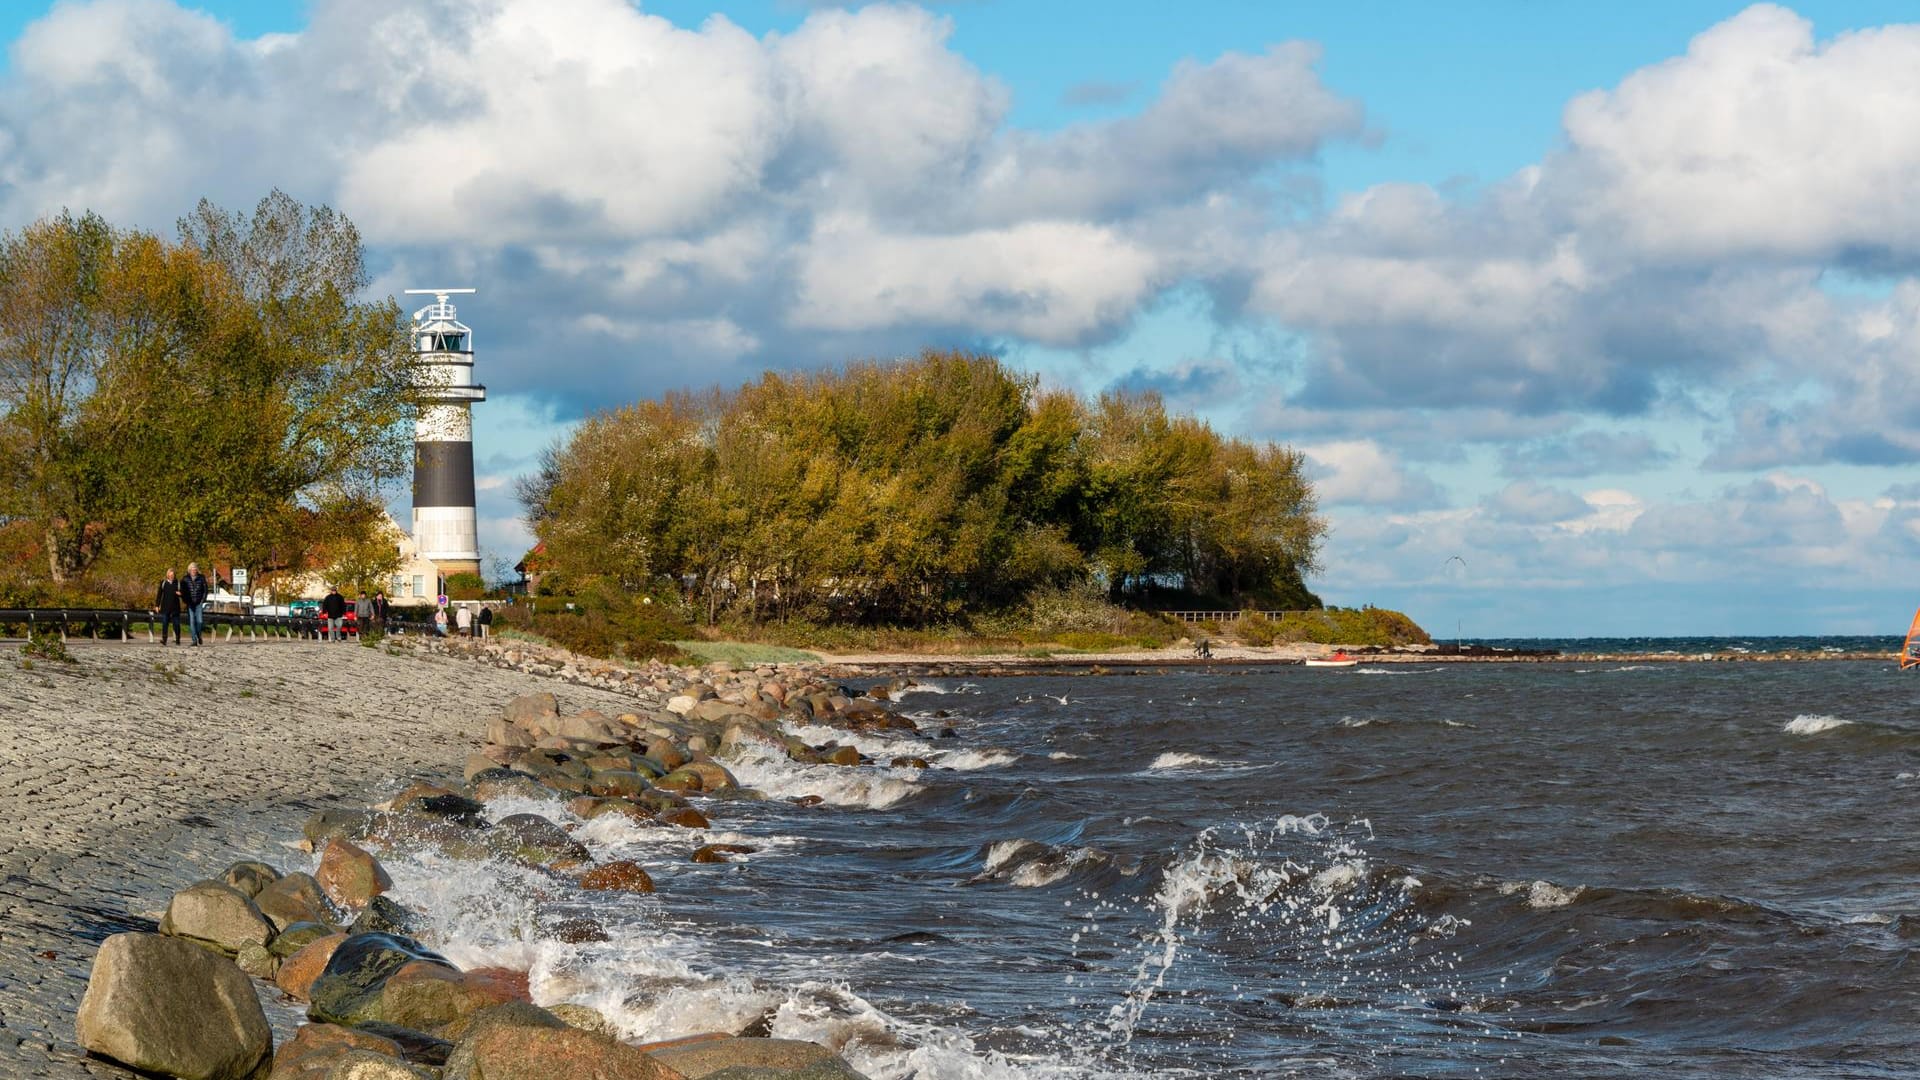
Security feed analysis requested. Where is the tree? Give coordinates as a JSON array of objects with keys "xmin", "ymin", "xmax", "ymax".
[
  {"xmin": 0, "ymin": 212, "xmax": 117, "ymax": 581},
  {"xmin": 0, "ymin": 194, "xmax": 419, "ymax": 592}
]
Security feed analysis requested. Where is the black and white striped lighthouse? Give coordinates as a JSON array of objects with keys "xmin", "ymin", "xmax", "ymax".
[{"xmin": 405, "ymin": 288, "xmax": 485, "ymax": 582}]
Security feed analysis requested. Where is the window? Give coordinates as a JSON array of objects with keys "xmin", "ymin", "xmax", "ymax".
[
  {"xmin": 390, "ymin": 576, "xmax": 404, "ymax": 597},
  {"xmin": 412, "ymin": 575, "xmax": 425, "ymax": 598}
]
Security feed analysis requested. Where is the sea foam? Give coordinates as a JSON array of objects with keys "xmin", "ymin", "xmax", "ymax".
[{"xmin": 1783, "ymin": 714, "xmax": 1853, "ymax": 735}]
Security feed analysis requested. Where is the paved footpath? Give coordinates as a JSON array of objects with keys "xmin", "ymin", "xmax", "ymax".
[{"xmin": 0, "ymin": 638, "xmax": 642, "ymax": 1078}]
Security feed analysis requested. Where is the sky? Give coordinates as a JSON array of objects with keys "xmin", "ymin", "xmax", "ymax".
[{"xmin": 4, "ymin": 0, "xmax": 1920, "ymax": 637}]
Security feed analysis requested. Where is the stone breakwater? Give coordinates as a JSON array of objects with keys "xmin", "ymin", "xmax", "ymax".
[{"xmin": 63, "ymin": 638, "xmax": 936, "ymax": 1080}]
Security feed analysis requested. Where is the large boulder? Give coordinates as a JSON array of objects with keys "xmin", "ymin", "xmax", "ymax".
[
  {"xmin": 220, "ymin": 862, "xmax": 281, "ymax": 898},
  {"xmin": 648, "ymin": 1038, "xmax": 871, "ymax": 1079},
  {"xmin": 364, "ymin": 962, "xmax": 526, "ymax": 1032},
  {"xmin": 255, "ymin": 872, "xmax": 338, "ymax": 932},
  {"xmin": 469, "ymin": 771, "xmax": 552, "ymax": 804},
  {"xmin": 275, "ymin": 933, "xmax": 347, "ymax": 1001},
  {"xmin": 486, "ymin": 814, "xmax": 591, "ymax": 868},
  {"xmin": 76, "ymin": 932, "xmax": 273, "ymax": 1080},
  {"xmin": 446, "ymin": 1023, "xmax": 686, "ymax": 1080},
  {"xmin": 316, "ymin": 838, "xmax": 393, "ymax": 910},
  {"xmin": 350, "ymin": 895, "xmax": 426, "ymax": 937},
  {"xmin": 307, "ymin": 933, "xmax": 457, "ymax": 1026},
  {"xmin": 676, "ymin": 761, "xmax": 738, "ymax": 793},
  {"xmin": 268, "ymin": 1022, "xmax": 403, "ymax": 1080},
  {"xmin": 160, "ymin": 880, "xmax": 276, "ymax": 954},
  {"xmin": 579, "ymin": 861, "xmax": 655, "ymax": 894},
  {"xmin": 550, "ymin": 709, "xmax": 622, "ymax": 743},
  {"xmin": 319, "ymin": 1050, "xmax": 435, "ymax": 1079}
]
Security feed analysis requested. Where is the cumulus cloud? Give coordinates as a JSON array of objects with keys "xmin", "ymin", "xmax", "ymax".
[
  {"xmin": 1481, "ymin": 480, "xmax": 1592, "ymax": 525},
  {"xmin": 0, "ymin": 0, "xmax": 1367, "ymax": 411},
  {"xmin": 1499, "ymin": 430, "xmax": 1672, "ymax": 477},
  {"xmin": 1300, "ymin": 440, "xmax": 1444, "ymax": 508}
]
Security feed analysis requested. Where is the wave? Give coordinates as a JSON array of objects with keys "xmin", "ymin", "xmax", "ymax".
[
  {"xmin": 781, "ymin": 721, "xmax": 1016, "ymax": 772},
  {"xmin": 971, "ymin": 838, "xmax": 1134, "ymax": 889},
  {"xmin": 1783, "ymin": 714, "xmax": 1853, "ymax": 735},
  {"xmin": 724, "ymin": 743, "xmax": 924, "ymax": 809},
  {"xmin": 1147, "ymin": 752, "xmax": 1221, "ymax": 770}
]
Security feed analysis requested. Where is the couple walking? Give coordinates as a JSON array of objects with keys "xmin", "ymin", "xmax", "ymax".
[{"xmin": 153, "ymin": 563, "xmax": 210, "ymax": 646}]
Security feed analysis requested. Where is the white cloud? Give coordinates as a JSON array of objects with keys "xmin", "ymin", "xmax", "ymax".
[{"xmin": 1300, "ymin": 440, "xmax": 1444, "ymax": 508}]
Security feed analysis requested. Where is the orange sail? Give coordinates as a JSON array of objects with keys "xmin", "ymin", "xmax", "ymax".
[{"xmin": 1903, "ymin": 607, "xmax": 1920, "ymax": 669}]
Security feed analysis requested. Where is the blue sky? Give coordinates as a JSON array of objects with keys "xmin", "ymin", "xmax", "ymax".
[{"xmin": 6, "ymin": 1, "xmax": 1920, "ymax": 635}]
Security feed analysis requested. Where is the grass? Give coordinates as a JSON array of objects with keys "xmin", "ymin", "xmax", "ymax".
[{"xmin": 669, "ymin": 640, "xmax": 823, "ymax": 665}]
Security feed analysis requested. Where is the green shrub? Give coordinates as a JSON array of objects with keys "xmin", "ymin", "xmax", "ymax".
[{"xmin": 21, "ymin": 626, "xmax": 75, "ymax": 663}]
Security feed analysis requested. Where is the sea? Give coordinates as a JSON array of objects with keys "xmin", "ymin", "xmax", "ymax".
[{"xmin": 361, "ymin": 639, "xmax": 1920, "ymax": 1079}]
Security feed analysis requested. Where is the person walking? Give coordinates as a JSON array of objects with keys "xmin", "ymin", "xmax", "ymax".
[
  {"xmin": 153, "ymin": 567, "xmax": 183, "ymax": 645},
  {"xmin": 433, "ymin": 605, "xmax": 448, "ymax": 637},
  {"xmin": 455, "ymin": 603, "xmax": 473, "ymax": 638},
  {"xmin": 321, "ymin": 586, "xmax": 347, "ymax": 642},
  {"xmin": 477, "ymin": 605, "xmax": 493, "ymax": 639},
  {"xmin": 354, "ymin": 591, "xmax": 373, "ymax": 640},
  {"xmin": 372, "ymin": 590, "xmax": 389, "ymax": 632},
  {"xmin": 182, "ymin": 562, "xmax": 210, "ymax": 646}
]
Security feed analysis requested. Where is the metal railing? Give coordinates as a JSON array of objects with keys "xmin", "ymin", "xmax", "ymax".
[
  {"xmin": 0, "ymin": 607, "xmax": 439, "ymax": 643},
  {"xmin": 1158, "ymin": 610, "xmax": 1314, "ymax": 625}
]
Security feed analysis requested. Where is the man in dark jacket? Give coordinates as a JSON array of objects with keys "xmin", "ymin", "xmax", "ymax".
[
  {"xmin": 321, "ymin": 586, "xmax": 348, "ymax": 642},
  {"xmin": 153, "ymin": 568, "xmax": 183, "ymax": 645},
  {"xmin": 372, "ymin": 590, "xmax": 389, "ymax": 631},
  {"xmin": 182, "ymin": 562, "xmax": 210, "ymax": 645},
  {"xmin": 477, "ymin": 605, "xmax": 493, "ymax": 639}
]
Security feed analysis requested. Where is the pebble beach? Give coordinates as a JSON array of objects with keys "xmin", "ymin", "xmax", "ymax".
[{"xmin": 0, "ymin": 638, "xmax": 648, "ymax": 1076}]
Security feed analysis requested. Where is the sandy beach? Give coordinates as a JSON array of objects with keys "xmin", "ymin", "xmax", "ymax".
[{"xmin": 0, "ymin": 638, "xmax": 648, "ymax": 1078}]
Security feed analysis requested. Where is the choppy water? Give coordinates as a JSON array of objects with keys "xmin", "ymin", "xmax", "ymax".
[{"xmin": 359, "ymin": 658, "xmax": 1920, "ymax": 1078}]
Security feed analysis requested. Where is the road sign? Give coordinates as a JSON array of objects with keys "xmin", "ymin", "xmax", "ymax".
[
  {"xmin": 437, "ymin": 594, "xmax": 449, "ymax": 606},
  {"xmin": 232, "ymin": 568, "xmax": 249, "ymax": 588}
]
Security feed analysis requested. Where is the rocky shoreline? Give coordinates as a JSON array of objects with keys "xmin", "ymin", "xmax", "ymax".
[{"xmin": 68, "ymin": 638, "xmax": 942, "ymax": 1080}]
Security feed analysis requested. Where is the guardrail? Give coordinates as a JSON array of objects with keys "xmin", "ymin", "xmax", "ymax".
[
  {"xmin": 1159, "ymin": 610, "xmax": 1315, "ymax": 625},
  {"xmin": 0, "ymin": 608, "xmax": 442, "ymax": 643}
]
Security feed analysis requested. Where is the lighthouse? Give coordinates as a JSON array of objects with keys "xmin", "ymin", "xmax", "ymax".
[{"xmin": 405, "ymin": 288, "xmax": 485, "ymax": 583}]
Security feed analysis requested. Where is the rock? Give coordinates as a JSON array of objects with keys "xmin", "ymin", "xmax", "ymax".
[
  {"xmin": 889, "ymin": 756, "xmax": 930, "ymax": 769},
  {"xmin": 322, "ymin": 1049, "xmax": 435, "ymax": 1079},
  {"xmin": 485, "ymin": 716, "xmax": 538, "ymax": 748},
  {"xmin": 160, "ymin": 880, "xmax": 276, "ymax": 954},
  {"xmin": 348, "ymin": 1023, "xmax": 455, "ymax": 1067},
  {"xmin": 269, "ymin": 1023, "xmax": 404, "ymax": 1080},
  {"xmin": 350, "ymin": 895, "xmax": 426, "ymax": 937},
  {"xmin": 464, "ymin": 752, "xmax": 503, "ymax": 784},
  {"xmin": 400, "ymin": 792, "xmax": 487, "ymax": 827},
  {"xmin": 502, "ymin": 692, "xmax": 560, "ymax": 729},
  {"xmin": 690, "ymin": 844, "xmax": 757, "ymax": 864},
  {"xmin": 76, "ymin": 932, "xmax": 273, "ymax": 1080},
  {"xmin": 542, "ymin": 917, "xmax": 609, "ymax": 944},
  {"xmin": 588, "ymin": 769, "xmax": 652, "ymax": 798},
  {"xmin": 487, "ymin": 813, "xmax": 591, "ymax": 868},
  {"xmin": 270, "ymin": 922, "xmax": 338, "ymax": 958},
  {"xmin": 646, "ymin": 740, "xmax": 689, "ymax": 771},
  {"xmin": 307, "ymin": 933, "xmax": 457, "ymax": 1026},
  {"xmin": 316, "ymin": 838, "xmax": 393, "ymax": 910},
  {"xmin": 649, "ymin": 1037, "xmax": 869, "ymax": 1079},
  {"xmin": 548, "ymin": 1003, "xmax": 619, "ymax": 1038},
  {"xmin": 368, "ymin": 961, "xmax": 526, "ymax": 1032},
  {"xmin": 436, "ymin": 1001, "xmax": 566, "ymax": 1048},
  {"xmin": 304, "ymin": 809, "xmax": 377, "ymax": 847},
  {"xmin": 677, "ymin": 761, "xmax": 738, "ymax": 793},
  {"xmin": 235, "ymin": 944, "xmax": 278, "ymax": 979},
  {"xmin": 551, "ymin": 710, "xmax": 622, "ymax": 742},
  {"xmin": 658, "ymin": 806, "xmax": 711, "ymax": 830},
  {"xmin": 654, "ymin": 768, "xmax": 702, "ymax": 793},
  {"xmin": 665, "ymin": 695, "xmax": 698, "ymax": 716},
  {"xmin": 221, "ymin": 861, "xmax": 281, "ymax": 898},
  {"xmin": 275, "ymin": 933, "xmax": 348, "ymax": 1002},
  {"xmin": 579, "ymin": 860, "xmax": 655, "ymax": 894},
  {"xmin": 825, "ymin": 746, "xmax": 861, "ymax": 767},
  {"xmin": 446, "ymin": 1022, "xmax": 685, "ymax": 1080},
  {"xmin": 470, "ymin": 771, "xmax": 552, "ymax": 804}
]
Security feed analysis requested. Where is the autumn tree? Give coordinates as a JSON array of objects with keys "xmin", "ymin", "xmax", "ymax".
[{"xmin": 532, "ymin": 350, "xmax": 1326, "ymax": 625}]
